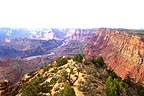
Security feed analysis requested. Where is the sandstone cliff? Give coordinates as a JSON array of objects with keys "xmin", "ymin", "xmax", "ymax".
[{"xmin": 85, "ymin": 28, "xmax": 144, "ymax": 83}]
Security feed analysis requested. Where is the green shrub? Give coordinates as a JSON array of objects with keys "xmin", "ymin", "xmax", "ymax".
[
  {"xmin": 39, "ymin": 82, "xmax": 52, "ymax": 93},
  {"xmin": 28, "ymin": 71, "xmax": 35, "ymax": 76},
  {"xmin": 56, "ymin": 57, "xmax": 68, "ymax": 67},
  {"xmin": 92, "ymin": 56, "xmax": 105, "ymax": 67},
  {"xmin": 60, "ymin": 67, "xmax": 79, "ymax": 86},
  {"xmin": 105, "ymin": 76, "xmax": 127, "ymax": 96},
  {"xmin": 11, "ymin": 89, "xmax": 18, "ymax": 96},
  {"xmin": 20, "ymin": 76, "xmax": 52, "ymax": 96},
  {"xmin": 55, "ymin": 84, "xmax": 76, "ymax": 96},
  {"xmin": 43, "ymin": 65, "xmax": 50, "ymax": 73},
  {"xmin": 21, "ymin": 83, "xmax": 39, "ymax": 96},
  {"xmin": 31, "ymin": 75, "xmax": 46, "ymax": 85},
  {"xmin": 73, "ymin": 54, "xmax": 83, "ymax": 63},
  {"xmin": 107, "ymin": 70, "xmax": 120, "ymax": 79},
  {"xmin": 50, "ymin": 77, "xmax": 58, "ymax": 85}
]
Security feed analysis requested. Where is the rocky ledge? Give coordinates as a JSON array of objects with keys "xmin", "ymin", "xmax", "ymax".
[{"xmin": 0, "ymin": 80, "xmax": 12, "ymax": 96}]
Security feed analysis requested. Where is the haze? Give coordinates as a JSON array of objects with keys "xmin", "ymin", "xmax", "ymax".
[{"xmin": 0, "ymin": 0, "xmax": 144, "ymax": 29}]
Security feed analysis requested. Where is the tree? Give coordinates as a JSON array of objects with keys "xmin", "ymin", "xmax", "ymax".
[
  {"xmin": 73, "ymin": 54, "xmax": 83, "ymax": 63},
  {"xmin": 105, "ymin": 76, "xmax": 127, "ymax": 96},
  {"xmin": 95, "ymin": 56, "xmax": 104, "ymax": 67},
  {"xmin": 60, "ymin": 61, "xmax": 81, "ymax": 86},
  {"xmin": 56, "ymin": 56, "xmax": 68, "ymax": 67},
  {"xmin": 92, "ymin": 56, "xmax": 105, "ymax": 68},
  {"xmin": 55, "ymin": 84, "xmax": 76, "ymax": 96},
  {"xmin": 61, "ymin": 67, "xmax": 79, "ymax": 86}
]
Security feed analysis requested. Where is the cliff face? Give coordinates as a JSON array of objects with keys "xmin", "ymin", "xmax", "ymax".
[
  {"xmin": 53, "ymin": 29, "xmax": 96, "ymax": 57},
  {"xmin": 67, "ymin": 29, "xmax": 97, "ymax": 41},
  {"xmin": 0, "ymin": 58, "xmax": 53, "ymax": 85},
  {"xmin": 85, "ymin": 28, "xmax": 144, "ymax": 83}
]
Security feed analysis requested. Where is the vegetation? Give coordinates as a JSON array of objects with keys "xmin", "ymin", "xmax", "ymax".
[
  {"xmin": 105, "ymin": 76, "xmax": 127, "ymax": 96},
  {"xmin": 124, "ymin": 74, "xmax": 144, "ymax": 96},
  {"xmin": 60, "ymin": 65, "xmax": 80, "ymax": 86},
  {"xmin": 73, "ymin": 54, "xmax": 84, "ymax": 63},
  {"xmin": 11, "ymin": 74, "xmax": 52, "ymax": 96},
  {"xmin": 56, "ymin": 56, "xmax": 68, "ymax": 67},
  {"xmin": 54, "ymin": 84, "xmax": 76, "ymax": 96},
  {"xmin": 27, "ymin": 71, "xmax": 35, "ymax": 76},
  {"xmin": 43, "ymin": 65, "xmax": 50, "ymax": 73},
  {"xmin": 19, "ymin": 75, "xmax": 52, "ymax": 96},
  {"xmin": 91, "ymin": 56, "xmax": 105, "ymax": 68},
  {"xmin": 10, "ymin": 55, "xmax": 144, "ymax": 96}
]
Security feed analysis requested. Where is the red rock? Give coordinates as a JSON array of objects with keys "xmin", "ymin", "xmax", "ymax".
[{"xmin": 85, "ymin": 28, "xmax": 144, "ymax": 83}]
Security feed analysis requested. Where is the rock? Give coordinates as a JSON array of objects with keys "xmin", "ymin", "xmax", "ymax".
[
  {"xmin": 85, "ymin": 28, "xmax": 144, "ymax": 83},
  {"xmin": 0, "ymin": 80, "xmax": 11, "ymax": 96},
  {"xmin": 68, "ymin": 29, "xmax": 97, "ymax": 41}
]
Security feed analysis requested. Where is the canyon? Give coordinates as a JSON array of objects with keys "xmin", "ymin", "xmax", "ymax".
[
  {"xmin": 0, "ymin": 27, "xmax": 144, "ymax": 95},
  {"xmin": 85, "ymin": 28, "xmax": 144, "ymax": 83},
  {"xmin": 0, "ymin": 28, "xmax": 96, "ymax": 86}
]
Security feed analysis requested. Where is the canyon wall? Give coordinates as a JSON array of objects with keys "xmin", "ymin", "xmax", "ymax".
[
  {"xmin": 85, "ymin": 28, "xmax": 144, "ymax": 83},
  {"xmin": 67, "ymin": 29, "xmax": 97, "ymax": 41}
]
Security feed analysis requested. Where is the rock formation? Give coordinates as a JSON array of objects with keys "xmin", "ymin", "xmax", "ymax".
[
  {"xmin": 67, "ymin": 29, "xmax": 97, "ymax": 41},
  {"xmin": 0, "ymin": 80, "xmax": 12, "ymax": 96},
  {"xmin": 85, "ymin": 28, "xmax": 144, "ymax": 83}
]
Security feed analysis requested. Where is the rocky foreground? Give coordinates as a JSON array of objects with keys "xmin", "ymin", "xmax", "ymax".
[{"xmin": 10, "ymin": 55, "xmax": 144, "ymax": 96}]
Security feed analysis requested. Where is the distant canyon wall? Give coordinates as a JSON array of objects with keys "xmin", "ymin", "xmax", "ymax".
[
  {"xmin": 85, "ymin": 28, "xmax": 144, "ymax": 83},
  {"xmin": 67, "ymin": 29, "xmax": 97, "ymax": 41}
]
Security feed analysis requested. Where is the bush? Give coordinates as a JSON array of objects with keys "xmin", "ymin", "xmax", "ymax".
[
  {"xmin": 73, "ymin": 54, "xmax": 83, "ymax": 63},
  {"xmin": 56, "ymin": 57, "xmax": 68, "ymax": 67},
  {"xmin": 39, "ymin": 82, "xmax": 52, "ymax": 93},
  {"xmin": 107, "ymin": 70, "xmax": 120, "ymax": 79},
  {"xmin": 28, "ymin": 71, "xmax": 35, "ymax": 76},
  {"xmin": 43, "ymin": 65, "xmax": 50, "ymax": 73},
  {"xmin": 55, "ymin": 84, "xmax": 76, "ymax": 96},
  {"xmin": 93, "ymin": 56, "xmax": 105, "ymax": 67},
  {"xmin": 105, "ymin": 76, "xmax": 127, "ymax": 96},
  {"xmin": 20, "ymin": 76, "xmax": 52, "ymax": 96},
  {"xmin": 21, "ymin": 83, "xmax": 39, "ymax": 96}
]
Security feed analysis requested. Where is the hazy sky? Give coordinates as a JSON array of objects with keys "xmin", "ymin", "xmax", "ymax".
[{"xmin": 0, "ymin": 0, "xmax": 144, "ymax": 29}]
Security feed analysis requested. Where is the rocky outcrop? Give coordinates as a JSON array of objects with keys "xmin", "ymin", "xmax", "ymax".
[
  {"xmin": 0, "ymin": 59, "xmax": 23, "ymax": 84},
  {"xmin": 0, "ymin": 58, "xmax": 53, "ymax": 85},
  {"xmin": 0, "ymin": 80, "xmax": 12, "ymax": 96},
  {"xmin": 85, "ymin": 28, "xmax": 144, "ymax": 83},
  {"xmin": 67, "ymin": 29, "xmax": 97, "ymax": 41}
]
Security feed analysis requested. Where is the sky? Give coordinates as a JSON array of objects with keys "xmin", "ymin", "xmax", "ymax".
[{"xmin": 0, "ymin": 0, "xmax": 144, "ymax": 29}]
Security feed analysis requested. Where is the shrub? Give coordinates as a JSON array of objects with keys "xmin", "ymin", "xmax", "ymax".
[
  {"xmin": 73, "ymin": 54, "xmax": 83, "ymax": 63},
  {"xmin": 50, "ymin": 77, "xmax": 58, "ymax": 85},
  {"xmin": 105, "ymin": 76, "xmax": 127, "ymax": 96},
  {"xmin": 43, "ymin": 65, "xmax": 50, "ymax": 73},
  {"xmin": 28, "ymin": 71, "xmax": 35, "ymax": 76},
  {"xmin": 20, "ymin": 76, "xmax": 52, "ymax": 96},
  {"xmin": 55, "ymin": 84, "xmax": 76, "ymax": 96},
  {"xmin": 39, "ymin": 82, "xmax": 52, "ymax": 93},
  {"xmin": 107, "ymin": 70, "xmax": 119, "ymax": 79},
  {"xmin": 60, "ymin": 67, "xmax": 79, "ymax": 86},
  {"xmin": 93, "ymin": 56, "xmax": 105, "ymax": 67},
  {"xmin": 21, "ymin": 83, "xmax": 39, "ymax": 96},
  {"xmin": 56, "ymin": 57, "xmax": 68, "ymax": 67}
]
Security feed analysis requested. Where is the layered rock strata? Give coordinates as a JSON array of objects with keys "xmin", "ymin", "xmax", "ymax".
[{"xmin": 85, "ymin": 28, "xmax": 144, "ymax": 83}]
